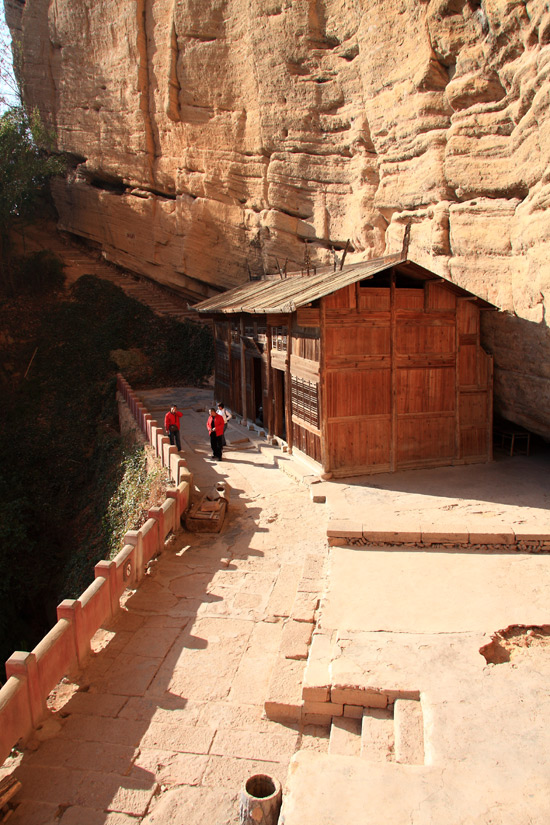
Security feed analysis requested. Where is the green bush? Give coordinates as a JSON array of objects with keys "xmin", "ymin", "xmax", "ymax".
[
  {"xmin": 10, "ymin": 250, "xmax": 65, "ymax": 296},
  {"xmin": 0, "ymin": 274, "xmax": 213, "ymax": 671}
]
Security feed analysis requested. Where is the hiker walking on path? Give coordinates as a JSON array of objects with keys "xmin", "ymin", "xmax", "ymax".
[
  {"xmin": 207, "ymin": 407, "xmax": 225, "ymax": 461},
  {"xmin": 165, "ymin": 404, "xmax": 183, "ymax": 452},
  {"xmin": 217, "ymin": 402, "xmax": 231, "ymax": 446}
]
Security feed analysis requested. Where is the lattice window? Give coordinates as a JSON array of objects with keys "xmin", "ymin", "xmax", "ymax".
[
  {"xmin": 272, "ymin": 326, "xmax": 288, "ymax": 351},
  {"xmin": 291, "ymin": 376, "xmax": 319, "ymax": 428}
]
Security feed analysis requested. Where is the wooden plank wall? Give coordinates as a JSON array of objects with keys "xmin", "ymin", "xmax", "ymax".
[
  {"xmin": 323, "ymin": 278, "xmax": 492, "ymax": 476},
  {"xmin": 394, "ymin": 282, "xmax": 457, "ymax": 469},
  {"xmin": 457, "ymin": 299, "xmax": 493, "ymax": 461},
  {"xmin": 323, "ymin": 285, "xmax": 392, "ymax": 475}
]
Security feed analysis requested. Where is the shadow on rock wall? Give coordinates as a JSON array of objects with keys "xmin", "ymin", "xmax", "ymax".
[{"xmin": 482, "ymin": 311, "xmax": 550, "ymax": 440}]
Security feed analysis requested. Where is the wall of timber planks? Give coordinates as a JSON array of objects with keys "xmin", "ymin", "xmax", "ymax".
[
  {"xmin": 322, "ymin": 277, "xmax": 492, "ymax": 476},
  {"xmin": 209, "ymin": 278, "xmax": 492, "ymax": 476}
]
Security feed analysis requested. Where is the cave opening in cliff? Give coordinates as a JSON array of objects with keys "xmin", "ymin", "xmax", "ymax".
[{"xmin": 88, "ymin": 175, "xmax": 127, "ymax": 195}]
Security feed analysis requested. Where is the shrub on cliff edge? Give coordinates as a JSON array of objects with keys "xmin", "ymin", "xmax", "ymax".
[{"xmin": 0, "ymin": 274, "xmax": 213, "ymax": 671}]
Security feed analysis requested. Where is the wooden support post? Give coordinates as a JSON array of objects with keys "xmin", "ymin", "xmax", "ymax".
[
  {"xmin": 487, "ymin": 354, "xmax": 494, "ymax": 462},
  {"xmin": 319, "ymin": 297, "xmax": 329, "ymax": 473},
  {"xmin": 240, "ymin": 316, "xmax": 248, "ymax": 423},
  {"xmin": 226, "ymin": 321, "xmax": 233, "ymax": 410},
  {"xmin": 339, "ymin": 239, "xmax": 350, "ymax": 270},
  {"xmin": 266, "ymin": 322, "xmax": 273, "ymax": 436},
  {"xmin": 390, "ymin": 269, "xmax": 397, "ymax": 472},
  {"xmin": 285, "ymin": 315, "xmax": 293, "ymax": 450},
  {"xmin": 455, "ymin": 305, "xmax": 461, "ymax": 461}
]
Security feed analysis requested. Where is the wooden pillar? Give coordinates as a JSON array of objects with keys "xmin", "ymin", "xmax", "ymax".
[
  {"xmin": 285, "ymin": 315, "xmax": 293, "ymax": 450},
  {"xmin": 240, "ymin": 316, "xmax": 248, "ymax": 423},
  {"xmin": 266, "ymin": 321, "xmax": 273, "ymax": 436},
  {"xmin": 226, "ymin": 320, "xmax": 233, "ymax": 411},
  {"xmin": 455, "ymin": 302, "xmax": 461, "ymax": 461},
  {"xmin": 390, "ymin": 269, "xmax": 397, "ymax": 472},
  {"xmin": 319, "ymin": 298, "xmax": 329, "ymax": 472},
  {"xmin": 487, "ymin": 353, "xmax": 494, "ymax": 462}
]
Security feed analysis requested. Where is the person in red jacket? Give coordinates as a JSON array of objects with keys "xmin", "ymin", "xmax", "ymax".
[
  {"xmin": 207, "ymin": 407, "xmax": 224, "ymax": 460},
  {"xmin": 164, "ymin": 404, "xmax": 183, "ymax": 452}
]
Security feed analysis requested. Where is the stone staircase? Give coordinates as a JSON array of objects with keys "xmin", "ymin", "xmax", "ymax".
[
  {"xmin": 11, "ymin": 222, "xmax": 204, "ymax": 324},
  {"xmin": 328, "ymin": 699, "xmax": 424, "ymax": 765}
]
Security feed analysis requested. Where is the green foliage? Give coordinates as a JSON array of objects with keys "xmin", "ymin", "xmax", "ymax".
[
  {"xmin": 0, "ymin": 275, "xmax": 213, "ymax": 671},
  {"xmin": 145, "ymin": 315, "xmax": 215, "ymax": 386},
  {"xmin": 0, "ymin": 106, "xmax": 64, "ymax": 228},
  {"xmin": 5, "ymin": 250, "xmax": 66, "ymax": 297},
  {"xmin": 103, "ymin": 445, "xmax": 165, "ymax": 558}
]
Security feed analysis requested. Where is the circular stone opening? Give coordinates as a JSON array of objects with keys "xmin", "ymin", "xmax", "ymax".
[{"xmin": 245, "ymin": 774, "xmax": 277, "ymax": 800}]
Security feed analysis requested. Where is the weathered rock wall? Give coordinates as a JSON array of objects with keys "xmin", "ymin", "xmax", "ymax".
[{"xmin": 6, "ymin": 0, "xmax": 550, "ymax": 436}]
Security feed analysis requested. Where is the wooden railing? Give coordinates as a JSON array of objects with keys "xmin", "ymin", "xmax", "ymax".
[{"xmin": 0, "ymin": 374, "xmax": 192, "ymax": 766}]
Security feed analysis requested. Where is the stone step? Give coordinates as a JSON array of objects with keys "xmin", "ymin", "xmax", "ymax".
[
  {"xmin": 264, "ymin": 552, "xmax": 328, "ymax": 724},
  {"xmin": 14, "ymin": 223, "xmax": 205, "ymax": 324},
  {"xmin": 394, "ymin": 698, "xmax": 424, "ymax": 765},
  {"xmin": 280, "ymin": 750, "xmax": 434, "ymax": 825},
  {"xmin": 361, "ymin": 707, "xmax": 394, "ymax": 762},
  {"xmin": 328, "ymin": 716, "xmax": 362, "ymax": 757}
]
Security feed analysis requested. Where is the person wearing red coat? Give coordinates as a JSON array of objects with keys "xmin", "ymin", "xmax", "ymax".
[
  {"xmin": 207, "ymin": 408, "xmax": 224, "ymax": 460},
  {"xmin": 165, "ymin": 405, "xmax": 183, "ymax": 451}
]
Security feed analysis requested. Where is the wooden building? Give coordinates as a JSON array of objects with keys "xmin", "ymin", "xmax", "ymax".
[{"xmin": 194, "ymin": 254, "xmax": 495, "ymax": 477}]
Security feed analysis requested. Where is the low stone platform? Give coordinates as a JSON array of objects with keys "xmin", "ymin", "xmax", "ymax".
[
  {"xmin": 327, "ymin": 520, "xmax": 550, "ymax": 552},
  {"xmin": 321, "ymin": 449, "xmax": 550, "ymax": 549},
  {"xmin": 278, "ymin": 529, "xmax": 550, "ymax": 822}
]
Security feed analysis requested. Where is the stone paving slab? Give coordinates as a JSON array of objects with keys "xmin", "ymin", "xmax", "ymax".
[
  {"xmin": 5, "ymin": 385, "xmax": 550, "ymax": 825},
  {"xmin": 3, "ymin": 387, "xmax": 329, "ymax": 825},
  {"xmin": 322, "ymin": 546, "xmax": 550, "ymax": 634}
]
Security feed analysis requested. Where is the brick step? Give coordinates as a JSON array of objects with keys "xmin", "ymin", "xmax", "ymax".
[{"xmin": 327, "ymin": 700, "xmax": 424, "ymax": 767}]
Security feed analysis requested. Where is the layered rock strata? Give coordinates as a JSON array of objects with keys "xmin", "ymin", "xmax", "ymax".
[{"xmin": 6, "ymin": 0, "xmax": 550, "ymax": 436}]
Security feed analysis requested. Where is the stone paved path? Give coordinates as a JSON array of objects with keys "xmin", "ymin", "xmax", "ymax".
[{"xmin": 3, "ymin": 389, "xmax": 329, "ymax": 825}]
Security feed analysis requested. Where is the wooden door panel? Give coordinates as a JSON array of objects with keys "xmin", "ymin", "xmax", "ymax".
[
  {"xmin": 459, "ymin": 391, "xmax": 487, "ymax": 426},
  {"xmin": 328, "ymin": 418, "xmax": 391, "ymax": 469},
  {"xmin": 325, "ymin": 324, "xmax": 390, "ymax": 359},
  {"xmin": 460, "ymin": 426, "xmax": 488, "ymax": 458},
  {"xmin": 397, "ymin": 367, "xmax": 455, "ymax": 414},
  {"xmin": 397, "ymin": 417, "xmax": 455, "ymax": 463},
  {"xmin": 396, "ymin": 322, "xmax": 455, "ymax": 355},
  {"xmin": 326, "ymin": 369, "xmax": 391, "ymax": 418},
  {"xmin": 357, "ymin": 287, "xmax": 390, "ymax": 311}
]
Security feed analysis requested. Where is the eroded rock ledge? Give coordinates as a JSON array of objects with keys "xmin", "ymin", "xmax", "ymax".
[{"xmin": 6, "ymin": 0, "xmax": 550, "ymax": 436}]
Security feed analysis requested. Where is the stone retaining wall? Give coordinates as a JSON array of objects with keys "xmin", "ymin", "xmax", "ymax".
[
  {"xmin": 0, "ymin": 374, "xmax": 192, "ymax": 766},
  {"xmin": 327, "ymin": 521, "xmax": 550, "ymax": 553}
]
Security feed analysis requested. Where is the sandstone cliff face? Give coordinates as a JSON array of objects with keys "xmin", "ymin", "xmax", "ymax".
[{"xmin": 6, "ymin": 0, "xmax": 550, "ymax": 437}]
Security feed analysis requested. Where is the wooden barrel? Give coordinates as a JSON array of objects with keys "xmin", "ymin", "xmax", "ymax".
[{"xmin": 239, "ymin": 774, "xmax": 282, "ymax": 825}]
